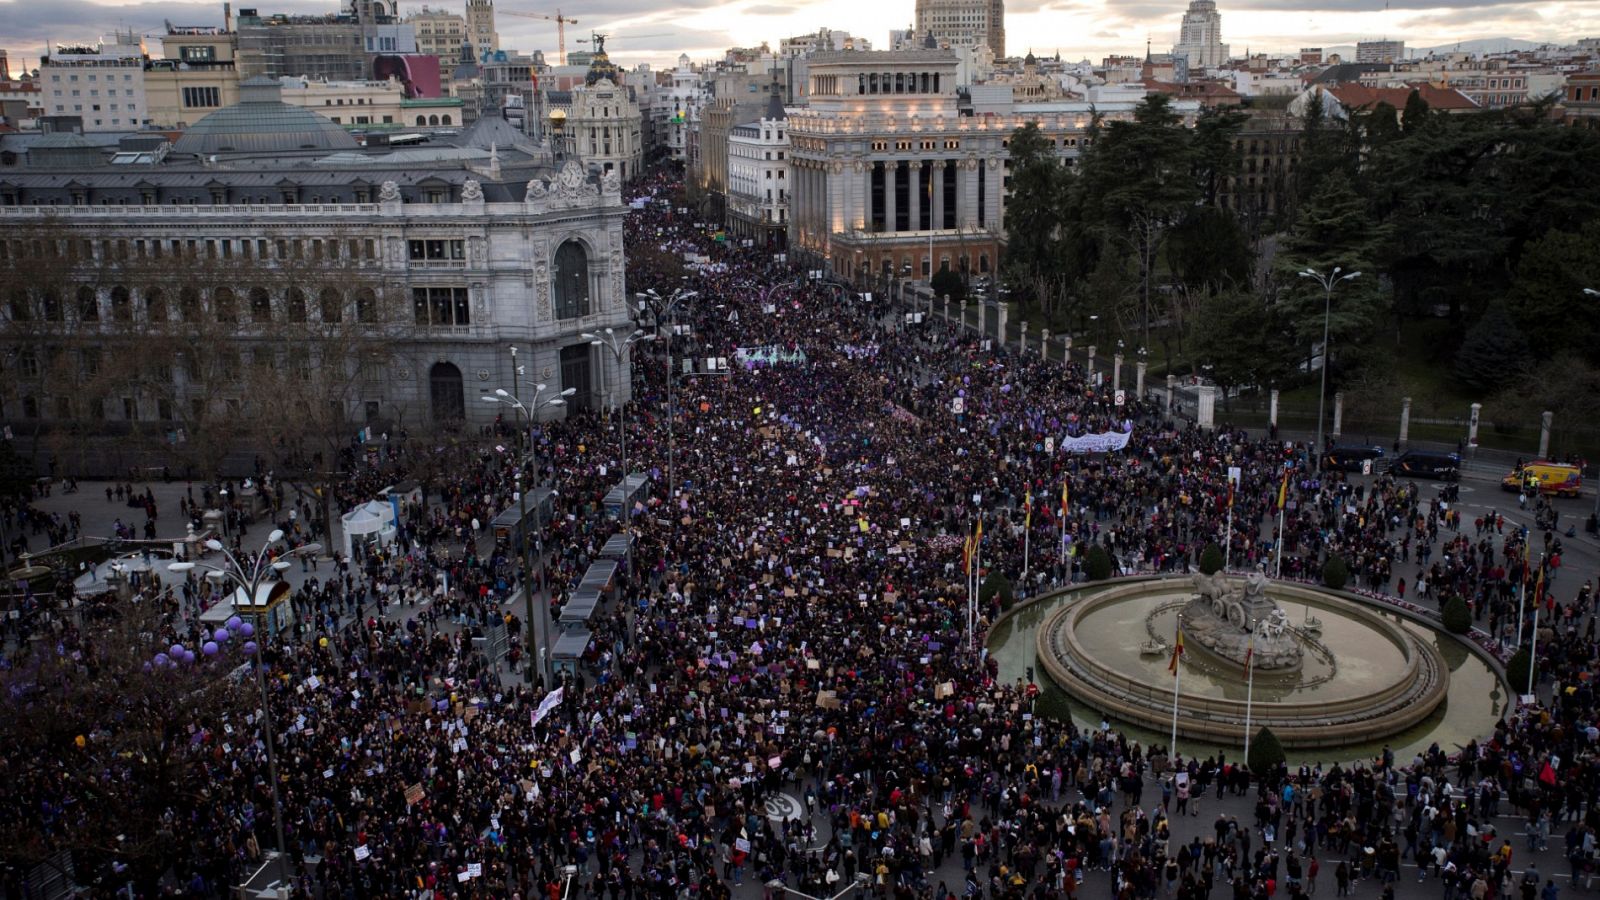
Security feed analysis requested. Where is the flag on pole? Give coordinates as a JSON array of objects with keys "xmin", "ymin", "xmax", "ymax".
[
  {"xmin": 1167, "ymin": 628, "xmax": 1185, "ymax": 675},
  {"xmin": 1535, "ymin": 565, "xmax": 1545, "ymax": 604},
  {"xmin": 1277, "ymin": 472, "xmax": 1289, "ymax": 510},
  {"xmin": 975, "ymin": 519, "xmax": 984, "ymax": 551},
  {"xmin": 1061, "ymin": 481, "xmax": 1069, "ymax": 516},
  {"xmin": 1024, "ymin": 489, "xmax": 1032, "ymax": 529},
  {"xmin": 962, "ymin": 527, "xmax": 975, "ymax": 575},
  {"xmin": 1227, "ymin": 481, "xmax": 1235, "ymax": 510}
]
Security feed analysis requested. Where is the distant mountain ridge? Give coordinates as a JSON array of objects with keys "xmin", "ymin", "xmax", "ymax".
[{"xmin": 1316, "ymin": 38, "xmax": 1546, "ymax": 59}]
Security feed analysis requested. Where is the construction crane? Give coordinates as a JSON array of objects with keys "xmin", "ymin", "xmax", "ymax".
[{"xmin": 500, "ymin": 8, "xmax": 578, "ymax": 65}]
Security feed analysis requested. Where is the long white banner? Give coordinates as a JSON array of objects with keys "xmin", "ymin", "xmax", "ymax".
[{"xmin": 1058, "ymin": 430, "xmax": 1133, "ymax": 454}]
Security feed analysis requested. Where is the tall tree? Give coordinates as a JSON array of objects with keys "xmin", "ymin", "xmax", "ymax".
[
  {"xmin": 1503, "ymin": 221, "xmax": 1600, "ymax": 364},
  {"xmin": 1077, "ymin": 94, "xmax": 1198, "ymax": 348},
  {"xmin": 1003, "ymin": 121, "xmax": 1077, "ymax": 322},
  {"xmin": 1272, "ymin": 170, "xmax": 1386, "ymax": 375}
]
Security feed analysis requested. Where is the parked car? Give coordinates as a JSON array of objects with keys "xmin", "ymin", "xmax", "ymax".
[
  {"xmin": 1387, "ymin": 450, "xmax": 1461, "ymax": 481},
  {"xmin": 1321, "ymin": 445, "xmax": 1385, "ymax": 473}
]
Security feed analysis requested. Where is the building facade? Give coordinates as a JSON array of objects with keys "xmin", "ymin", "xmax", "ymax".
[
  {"xmin": 1171, "ymin": 0, "xmax": 1229, "ymax": 71},
  {"xmin": 144, "ymin": 26, "xmax": 243, "ymax": 130},
  {"xmin": 565, "ymin": 79, "xmax": 643, "ymax": 182},
  {"xmin": 408, "ymin": 7, "xmax": 468, "ymax": 59},
  {"xmin": 913, "ymin": 0, "xmax": 1003, "ymax": 59},
  {"xmin": 726, "ymin": 89, "xmax": 789, "ymax": 247},
  {"xmin": 0, "ymin": 82, "xmax": 630, "ymax": 454},
  {"xmin": 465, "ymin": 0, "xmax": 500, "ymax": 59},
  {"xmin": 1563, "ymin": 70, "xmax": 1600, "ymax": 127},
  {"xmin": 1355, "ymin": 41, "xmax": 1405, "ymax": 64},
  {"xmin": 39, "ymin": 32, "xmax": 150, "ymax": 132}
]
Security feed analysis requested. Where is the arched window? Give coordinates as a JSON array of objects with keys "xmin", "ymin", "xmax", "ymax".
[
  {"xmin": 5, "ymin": 288, "xmax": 27, "ymax": 322},
  {"xmin": 441, "ymin": 115, "xmax": 452, "ymax": 125},
  {"xmin": 416, "ymin": 115, "xmax": 426, "ymax": 125},
  {"xmin": 428, "ymin": 115, "xmax": 439, "ymax": 126},
  {"xmin": 110, "ymin": 285, "xmax": 132, "ymax": 322},
  {"xmin": 319, "ymin": 287, "xmax": 342, "ymax": 323},
  {"xmin": 143, "ymin": 287, "xmax": 166, "ymax": 322},
  {"xmin": 77, "ymin": 285, "xmax": 99, "ymax": 322},
  {"xmin": 213, "ymin": 286, "xmax": 236, "ymax": 323},
  {"xmin": 41, "ymin": 288, "xmax": 63, "ymax": 321},
  {"xmin": 552, "ymin": 240, "xmax": 590, "ymax": 320},
  {"xmin": 429, "ymin": 361, "xmax": 465, "ymax": 423},
  {"xmin": 286, "ymin": 287, "xmax": 308, "ymax": 323},
  {"xmin": 355, "ymin": 288, "xmax": 378, "ymax": 323},
  {"xmin": 179, "ymin": 286, "xmax": 202, "ymax": 322},
  {"xmin": 248, "ymin": 286, "xmax": 273, "ymax": 323}
]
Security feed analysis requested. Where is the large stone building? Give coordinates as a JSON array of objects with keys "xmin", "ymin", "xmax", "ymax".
[
  {"xmin": 144, "ymin": 25, "xmax": 243, "ymax": 130},
  {"xmin": 786, "ymin": 49, "xmax": 1008, "ymax": 283},
  {"xmin": 1563, "ymin": 70, "xmax": 1600, "ymax": 127},
  {"xmin": 1171, "ymin": 0, "xmax": 1229, "ymax": 71},
  {"xmin": 726, "ymin": 87, "xmax": 790, "ymax": 247},
  {"xmin": 39, "ymin": 32, "xmax": 150, "ymax": 132},
  {"xmin": 558, "ymin": 40, "xmax": 644, "ymax": 182},
  {"xmin": 913, "ymin": 0, "xmax": 1004, "ymax": 60},
  {"xmin": 465, "ymin": 0, "xmax": 500, "ymax": 59},
  {"xmin": 0, "ymin": 78, "xmax": 630, "ymax": 453},
  {"xmin": 235, "ymin": 1, "xmax": 417, "ymax": 81},
  {"xmin": 408, "ymin": 6, "xmax": 469, "ymax": 60}
]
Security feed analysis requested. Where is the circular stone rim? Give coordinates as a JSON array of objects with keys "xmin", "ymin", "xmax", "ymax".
[{"xmin": 1035, "ymin": 577, "xmax": 1451, "ymax": 749}]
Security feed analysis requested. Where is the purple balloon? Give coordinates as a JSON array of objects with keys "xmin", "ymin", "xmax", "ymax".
[
  {"xmin": 181, "ymin": 650, "xmax": 196, "ymax": 665},
  {"xmin": 238, "ymin": 622, "xmax": 255, "ymax": 639},
  {"xmin": 155, "ymin": 653, "xmax": 171, "ymax": 666},
  {"xmin": 242, "ymin": 641, "xmax": 259, "ymax": 656},
  {"xmin": 202, "ymin": 641, "xmax": 219, "ymax": 656},
  {"xmin": 214, "ymin": 628, "xmax": 231, "ymax": 643},
  {"xmin": 170, "ymin": 644, "xmax": 185, "ymax": 658},
  {"xmin": 142, "ymin": 661, "xmax": 154, "ymax": 673},
  {"xmin": 226, "ymin": 616, "xmax": 244, "ymax": 632}
]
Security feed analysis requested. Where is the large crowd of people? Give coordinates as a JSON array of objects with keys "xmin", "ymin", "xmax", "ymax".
[{"xmin": 2, "ymin": 168, "xmax": 1599, "ymax": 900}]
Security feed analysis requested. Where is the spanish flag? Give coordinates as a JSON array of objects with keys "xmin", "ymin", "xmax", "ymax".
[
  {"xmin": 975, "ymin": 519, "xmax": 984, "ymax": 551},
  {"xmin": 1227, "ymin": 481, "xmax": 1235, "ymax": 510},
  {"xmin": 1277, "ymin": 472, "xmax": 1289, "ymax": 510},
  {"xmin": 1024, "ymin": 489, "xmax": 1032, "ymax": 529},
  {"xmin": 1061, "ymin": 481, "xmax": 1070, "ymax": 517},
  {"xmin": 963, "ymin": 528, "xmax": 975, "ymax": 575},
  {"xmin": 1535, "ymin": 565, "xmax": 1545, "ymax": 606},
  {"xmin": 1168, "ymin": 628, "xmax": 1185, "ymax": 676}
]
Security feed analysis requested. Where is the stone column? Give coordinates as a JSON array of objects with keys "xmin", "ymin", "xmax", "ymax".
[
  {"xmin": 1136, "ymin": 360, "xmax": 1147, "ymax": 395},
  {"xmin": 1086, "ymin": 345, "xmax": 1097, "ymax": 376},
  {"xmin": 1040, "ymin": 328, "xmax": 1050, "ymax": 360},
  {"xmin": 1063, "ymin": 334, "xmax": 1072, "ymax": 364},
  {"xmin": 943, "ymin": 295, "xmax": 951, "ymax": 323},
  {"xmin": 995, "ymin": 303, "xmax": 1008, "ymax": 344},
  {"xmin": 1166, "ymin": 374, "xmax": 1177, "ymax": 413},
  {"xmin": 961, "ymin": 298, "xmax": 969, "ymax": 332},
  {"xmin": 885, "ymin": 162, "xmax": 898, "ymax": 233},
  {"xmin": 1020, "ymin": 321, "xmax": 1029, "ymax": 354},
  {"xmin": 1269, "ymin": 389, "xmax": 1280, "ymax": 430},
  {"xmin": 1399, "ymin": 397, "xmax": 1412, "ymax": 446},
  {"xmin": 1112, "ymin": 353, "xmax": 1124, "ymax": 392},
  {"xmin": 1331, "ymin": 392, "xmax": 1344, "ymax": 441},
  {"xmin": 1539, "ymin": 411, "xmax": 1553, "ymax": 458},
  {"xmin": 908, "ymin": 163, "xmax": 921, "ymax": 240},
  {"xmin": 1197, "ymin": 385, "xmax": 1217, "ymax": 430},
  {"xmin": 1468, "ymin": 403, "xmax": 1482, "ymax": 447}
]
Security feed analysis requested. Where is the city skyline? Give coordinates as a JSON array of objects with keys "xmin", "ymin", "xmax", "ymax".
[{"xmin": 1, "ymin": 0, "xmax": 1596, "ymax": 73}]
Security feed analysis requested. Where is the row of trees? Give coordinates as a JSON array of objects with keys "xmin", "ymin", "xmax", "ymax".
[
  {"xmin": 0, "ymin": 219, "xmax": 419, "ymax": 528},
  {"xmin": 1004, "ymin": 90, "xmax": 1600, "ymax": 423}
]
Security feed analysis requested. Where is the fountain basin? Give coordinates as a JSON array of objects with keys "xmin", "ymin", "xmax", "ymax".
[{"xmin": 1036, "ymin": 578, "xmax": 1450, "ymax": 749}]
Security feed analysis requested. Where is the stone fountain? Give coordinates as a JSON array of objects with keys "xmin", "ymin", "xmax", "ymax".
[{"xmin": 1182, "ymin": 571, "xmax": 1303, "ymax": 673}]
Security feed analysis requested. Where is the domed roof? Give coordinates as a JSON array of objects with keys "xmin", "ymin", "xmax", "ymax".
[{"xmin": 173, "ymin": 77, "xmax": 359, "ymax": 156}]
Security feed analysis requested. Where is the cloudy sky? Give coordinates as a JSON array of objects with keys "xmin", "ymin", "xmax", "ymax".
[{"xmin": 2, "ymin": 0, "xmax": 1596, "ymax": 71}]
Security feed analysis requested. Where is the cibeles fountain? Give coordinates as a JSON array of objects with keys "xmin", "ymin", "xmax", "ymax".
[
  {"xmin": 1183, "ymin": 571, "xmax": 1302, "ymax": 673},
  {"xmin": 1032, "ymin": 572, "xmax": 1457, "ymax": 749}
]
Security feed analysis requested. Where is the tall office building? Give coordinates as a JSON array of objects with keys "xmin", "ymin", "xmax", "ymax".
[
  {"xmin": 1171, "ymin": 0, "xmax": 1229, "ymax": 70},
  {"xmin": 1355, "ymin": 40, "xmax": 1405, "ymax": 63},
  {"xmin": 914, "ymin": 0, "xmax": 1004, "ymax": 59},
  {"xmin": 465, "ymin": 0, "xmax": 499, "ymax": 58}
]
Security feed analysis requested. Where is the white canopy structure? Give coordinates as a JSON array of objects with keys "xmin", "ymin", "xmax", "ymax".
[{"xmin": 340, "ymin": 499, "xmax": 398, "ymax": 560}]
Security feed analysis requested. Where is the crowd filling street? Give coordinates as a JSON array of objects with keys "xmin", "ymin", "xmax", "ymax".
[{"xmin": 4, "ymin": 169, "xmax": 1600, "ymax": 900}]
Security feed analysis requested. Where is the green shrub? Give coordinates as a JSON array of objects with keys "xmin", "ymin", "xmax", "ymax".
[
  {"xmin": 1506, "ymin": 648, "xmax": 1538, "ymax": 693},
  {"xmin": 1084, "ymin": 545, "xmax": 1113, "ymax": 581},
  {"xmin": 1321, "ymin": 555, "xmax": 1350, "ymax": 591},
  {"xmin": 1442, "ymin": 596, "xmax": 1472, "ymax": 634},
  {"xmin": 1199, "ymin": 544, "xmax": 1225, "ymax": 576},
  {"xmin": 1248, "ymin": 726, "xmax": 1285, "ymax": 776},
  {"xmin": 931, "ymin": 269, "xmax": 967, "ymax": 304},
  {"xmin": 980, "ymin": 571, "xmax": 1015, "ymax": 609}
]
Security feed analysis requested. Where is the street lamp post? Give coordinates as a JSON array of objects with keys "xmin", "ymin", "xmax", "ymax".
[
  {"xmin": 483, "ymin": 374, "xmax": 574, "ymax": 685},
  {"xmin": 169, "ymin": 532, "xmax": 320, "ymax": 889},
  {"xmin": 643, "ymin": 287, "xmax": 699, "ymax": 504},
  {"xmin": 1298, "ymin": 267, "xmax": 1361, "ymax": 470},
  {"xmin": 583, "ymin": 327, "xmax": 652, "ymax": 479}
]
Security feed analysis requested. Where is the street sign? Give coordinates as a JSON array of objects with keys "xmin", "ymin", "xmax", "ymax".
[{"xmin": 1114, "ymin": 390, "xmax": 1126, "ymax": 407}]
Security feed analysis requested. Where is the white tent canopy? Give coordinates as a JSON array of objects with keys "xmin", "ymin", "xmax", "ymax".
[{"xmin": 340, "ymin": 499, "xmax": 397, "ymax": 559}]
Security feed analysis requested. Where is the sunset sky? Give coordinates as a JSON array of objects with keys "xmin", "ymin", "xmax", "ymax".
[{"xmin": 2, "ymin": 0, "xmax": 1596, "ymax": 72}]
